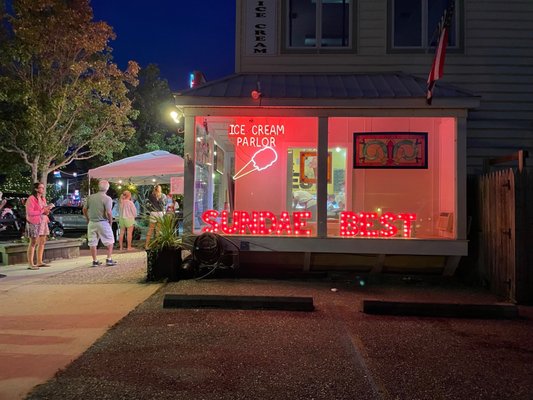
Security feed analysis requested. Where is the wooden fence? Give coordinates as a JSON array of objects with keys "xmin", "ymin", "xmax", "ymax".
[{"xmin": 478, "ymin": 169, "xmax": 533, "ymax": 303}]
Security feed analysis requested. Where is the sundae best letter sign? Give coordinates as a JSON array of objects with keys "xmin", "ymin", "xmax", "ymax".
[{"xmin": 202, "ymin": 210, "xmax": 416, "ymax": 238}]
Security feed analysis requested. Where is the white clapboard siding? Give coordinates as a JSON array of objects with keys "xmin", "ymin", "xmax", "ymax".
[{"xmin": 237, "ymin": 0, "xmax": 533, "ymax": 173}]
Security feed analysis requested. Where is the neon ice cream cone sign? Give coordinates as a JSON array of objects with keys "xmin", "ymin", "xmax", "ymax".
[{"xmin": 233, "ymin": 146, "xmax": 278, "ymax": 180}]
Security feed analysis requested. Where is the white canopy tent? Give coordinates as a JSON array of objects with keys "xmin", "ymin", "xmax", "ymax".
[{"xmin": 88, "ymin": 151, "xmax": 184, "ymax": 191}]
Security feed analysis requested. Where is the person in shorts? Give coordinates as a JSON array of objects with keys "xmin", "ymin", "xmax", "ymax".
[
  {"xmin": 83, "ymin": 180, "xmax": 117, "ymax": 267},
  {"xmin": 25, "ymin": 182, "xmax": 53, "ymax": 269},
  {"xmin": 118, "ymin": 190, "xmax": 137, "ymax": 251}
]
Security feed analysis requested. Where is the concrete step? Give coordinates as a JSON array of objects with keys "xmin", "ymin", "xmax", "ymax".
[
  {"xmin": 163, "ymin": 294, "xmax": 314, "ymax": 311},
  {"xmin": 363, "ymin": 299, "xmax": 519, "ymax": 319}
]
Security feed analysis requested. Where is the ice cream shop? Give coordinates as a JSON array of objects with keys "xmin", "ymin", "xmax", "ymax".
[{"xmin": 175, "ymin": 73, "xmax": 479, "ymax": 275}]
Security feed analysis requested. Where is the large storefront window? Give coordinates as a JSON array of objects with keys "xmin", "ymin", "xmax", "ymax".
[
  {"xmin": 194, "ymin": 116, "xmax": 318, "ymax": 236},
  {"xmin": 328, "ymin": 117, "xmax": 457, "ymax": 239},
  {"xmin": 194, "ymin": 115, "xmax": 456, "ymax": 240}
]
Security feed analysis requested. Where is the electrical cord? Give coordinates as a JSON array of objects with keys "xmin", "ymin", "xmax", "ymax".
[{"xmin": 192, "ymin": 232, "xmax": 241, "ymax": 280}]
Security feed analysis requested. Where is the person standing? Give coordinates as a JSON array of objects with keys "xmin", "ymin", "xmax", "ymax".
[
  {"xmin": 83, "ymin": 180, "xmax": 117, "ymax": 267},
  {"xmin": 0, "ymin": 191, "xmax": 7, "ymax": 232},
  {"xmin": 165, "ymin": 193, "xmax": 174, "ymax": 213},
  {"xmin": 25, "ymin": 182, "xmax": 53, "ymax": 270},
  {"xmin": 144, "ymin": 184, "xmax": 166, "ymax": 248},
  {"xmin": 111, "ymin": 197, "xmax": 120, "ymax": 243},
  {"xmin": 118, "ymin": 190, "xmax": 137, "ymax": 251},
  {"xmin": 0, "ymin": 191, "xmax": 6, "ymax": 214}
]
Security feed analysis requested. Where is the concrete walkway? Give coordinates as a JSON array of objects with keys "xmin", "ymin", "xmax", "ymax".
[{"xmin": 0, "ymin": 250, "xmax": 161, "ymax": 400}]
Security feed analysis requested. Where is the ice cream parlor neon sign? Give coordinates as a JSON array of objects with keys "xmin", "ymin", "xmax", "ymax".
[
  {"xmin": 201, "ymin": 210, "xmax": 416, "ymax": 238},
  {"xmin": 229, "ymin": 123, "xmax": 285, "ymax": 147}
]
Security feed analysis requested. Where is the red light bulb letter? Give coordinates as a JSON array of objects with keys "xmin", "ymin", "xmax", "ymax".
[
  {"xmin": 358, "ymin": 212, "xmax": 378, "ymax": 237},
  {"xmin": 238, "ymin": 211, "xmax": 252, "ymax": 234},
  {"xmin": 379, "ymin": 212, "xmax": 398, "ymax": 237},
  {"xmin": 276, "ymin": 211, "xmax": 292, "ymax": 235},
  {"xmin": 340, "ymin": 212, "xmax": 359, "ymax": 237},
  {"xmin": 202, "ymin": 210, "xmax": 220, "ymax": 233},
  {"xmin": 293, "ymin": 212, "xmax": 312, "ymax": 236},
  {"xmin": 396, "ymin": 213, "xmax": 416, "ymax": 238},
  {"xmin": 220, "ymin": 210, "xmax": 238, "ymax": 234},
  {"xmin": 255, "ymin": 211, "xmax": 277, "ymax": 235}
]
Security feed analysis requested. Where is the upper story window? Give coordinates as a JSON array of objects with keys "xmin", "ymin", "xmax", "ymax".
[
  {"xmin": 286, "ymin": 0, "xmax": 352, "ymax": 49},
  {"xmin": 391, "ymin": 0, "xmax": 459, "ymax": 50}
]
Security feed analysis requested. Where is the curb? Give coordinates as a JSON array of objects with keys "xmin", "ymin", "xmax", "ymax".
[
  {"xmin": 163, "ymin": 294, "xmax": 315, "ymax": 311},
  {"xmin": 363, "ymin": 299, "xmax": 519, "ymax": 319}
]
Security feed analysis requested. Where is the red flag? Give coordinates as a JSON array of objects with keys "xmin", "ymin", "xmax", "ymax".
[{"xmin": 426, "ymin": 2, "xmax": 455, "ymax": 105}]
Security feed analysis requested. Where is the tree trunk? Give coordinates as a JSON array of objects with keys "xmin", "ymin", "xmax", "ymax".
[{"xmin": 31, "ymin": 167, "xmax": 38, "ymax": 184}]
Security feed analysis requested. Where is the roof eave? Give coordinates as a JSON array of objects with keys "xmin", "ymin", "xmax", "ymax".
[{"xmin": 174, "ymin": 96, "xmax": 481, "ymax": 110}]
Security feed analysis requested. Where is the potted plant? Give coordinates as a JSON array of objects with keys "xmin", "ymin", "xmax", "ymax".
[{"xmin": 145, "ymin": 213, "xmax": 182, "ymax": 281}]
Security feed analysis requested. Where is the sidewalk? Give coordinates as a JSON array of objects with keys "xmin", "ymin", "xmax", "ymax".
[{"xmin": 0, "ymin": 250, "xmax": 161, "ymax": 400}]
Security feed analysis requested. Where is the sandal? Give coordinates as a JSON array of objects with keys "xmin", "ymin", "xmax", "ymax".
[
  {"xmin": 38, "ymin": 263, "xmax": 51, "ymax": 267},
  {"xmin": 27, "ymin": 266, "xmax": 39, "ymax": 270}
]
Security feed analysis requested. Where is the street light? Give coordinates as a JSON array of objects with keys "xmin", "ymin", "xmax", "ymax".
[
  {"xmin": 56, "ymin": 179, "xmax": 68, "ymax": 196},
  {"xmin": 56, "ymin": 177, "xmax": 75, "ymax": 196},
  {"xmin": 170, "ymin": 110, "xmax": 180, "ymax": 124},
  {"xmin": 169, "ymin": 108, "xmax": 185, "ymax": 135}
]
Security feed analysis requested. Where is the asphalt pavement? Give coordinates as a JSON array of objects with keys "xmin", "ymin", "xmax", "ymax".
[{"xmin": 1, "ymin": 250, "xmax": 532, "ymax": 400}]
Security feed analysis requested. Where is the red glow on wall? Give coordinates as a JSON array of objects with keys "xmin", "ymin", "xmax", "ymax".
[{"xmin": 202, "ymin": 210, "xmax": 416, "ymax": 238}]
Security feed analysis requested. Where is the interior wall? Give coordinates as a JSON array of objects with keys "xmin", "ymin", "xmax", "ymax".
[{"xmin": 222, "ymin": 117, "xmax": 318, "ymax": 213}]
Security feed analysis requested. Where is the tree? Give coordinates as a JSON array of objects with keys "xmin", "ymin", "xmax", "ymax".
[
  {"xmin": 122, "ymin": 63, "xmax": 183, "ymax": 158},
  {"xmin": 0, "ymin": 0, "xmax": 139, "ymax": 186}
]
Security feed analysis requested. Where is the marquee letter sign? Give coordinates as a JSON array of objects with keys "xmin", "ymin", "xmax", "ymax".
[{"xmin": 201, "ymin": 210, "xmax": 416, "ymax": 238}]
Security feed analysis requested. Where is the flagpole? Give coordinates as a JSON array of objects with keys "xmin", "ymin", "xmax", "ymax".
[{"xmin": 426, "ymin": 0, "xmax": 455, "ymax": 105}]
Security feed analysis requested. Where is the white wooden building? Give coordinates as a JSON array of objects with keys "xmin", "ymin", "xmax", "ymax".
[{"xmin": 173, "ymin": 0, "xmax": 532, "ymax": 275}]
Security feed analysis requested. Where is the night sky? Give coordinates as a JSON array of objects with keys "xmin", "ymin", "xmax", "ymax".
[{"xmin": 90, "ymin": 0, "xmax": 236, "ymax": 90}]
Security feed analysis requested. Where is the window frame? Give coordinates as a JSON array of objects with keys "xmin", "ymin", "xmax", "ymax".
[
  {"xmin": 281, "ymin": 0, "xmax": 357, "ymax": 54},
  {"xmin": 387, "ymin": 0, "xmax": 463, "ymax": 54}
]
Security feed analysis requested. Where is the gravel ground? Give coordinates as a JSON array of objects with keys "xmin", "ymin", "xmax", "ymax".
[
  {"xmin": 25, "ymin": 278, "xmax": 533, "ymax": 400},
  {"xmin": 34, "ymin": 251, "xmax": 149, "ymax": 285}
]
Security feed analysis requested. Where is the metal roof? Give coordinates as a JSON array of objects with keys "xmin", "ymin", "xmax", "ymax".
[{"xmin": 175, "ymin": 72, "xmax": 476, "ymax": 104}]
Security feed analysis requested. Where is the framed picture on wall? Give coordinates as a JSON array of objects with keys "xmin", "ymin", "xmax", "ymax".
[
  {"xmin": 353, "ymin": 132, "xmax": 428, "ymax": 169},
  {"xmin": 215, "ymin": 145, "xmax": 225, "ymax": 174},
  {"xmin": 300, "ymin": 151, "xmax": 332, "ymax": 184}
]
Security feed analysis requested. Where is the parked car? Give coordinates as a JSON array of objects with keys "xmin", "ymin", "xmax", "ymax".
[
  {"xmin": 0, "ymin": 190, "xmax": 66, "ymax": 240},
  {"xmin": 50, "ymin": 206, "xmax": 87, "ymax": 231},
  {"xmin": 0, "ymin": 193, "xmax": 25, "ymax": 240},
  {"xmin": 0, "ymin": 207, "xmax": 25, "ymax": 240}
]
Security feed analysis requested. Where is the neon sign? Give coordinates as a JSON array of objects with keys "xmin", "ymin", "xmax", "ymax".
[
  {"xmin": 233, "ymin": 146, "xmax": 278, "ymax": 180},
  {"xmin": 202, "ymin": 210, "xmax": 416, "ymax": 237},
  {"xmin": 229, "ymin": 124, "xmax": 285, "ymax": 147}
]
